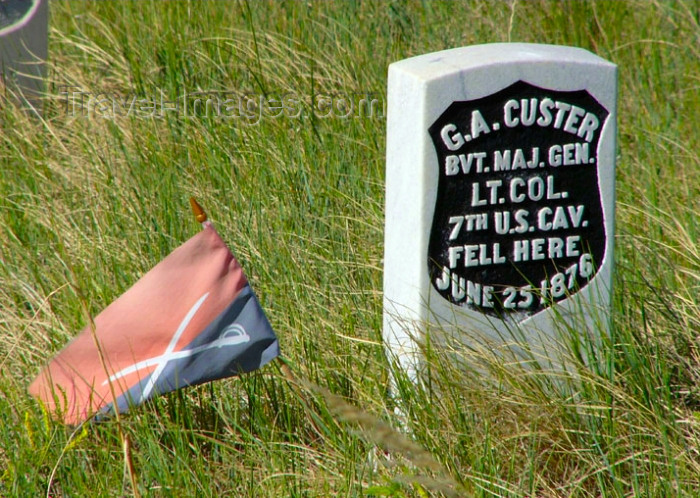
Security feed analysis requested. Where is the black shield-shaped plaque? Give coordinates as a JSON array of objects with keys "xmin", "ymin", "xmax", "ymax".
[{"xmin": 428, "ymin": 80, "xmax": 609, "ymax": 317}]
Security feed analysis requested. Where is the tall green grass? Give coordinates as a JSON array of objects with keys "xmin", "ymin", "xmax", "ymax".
[{"xmin": 1, "ymin": 0, "xmax": 698, "ymax": 495}]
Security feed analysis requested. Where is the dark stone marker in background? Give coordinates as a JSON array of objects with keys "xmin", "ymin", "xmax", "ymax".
[
  {"xmin": 383, "ymin": 44, "xmax": 617, "ymax": 377},
  {"xmin": 0, "ymin": 0, "xmax": 48, "ymax": 109}
]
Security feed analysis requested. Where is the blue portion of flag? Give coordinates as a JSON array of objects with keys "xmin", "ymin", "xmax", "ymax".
[{"xmin": 102, "ymin": 286, "xmax": 279, "ymax": 417}]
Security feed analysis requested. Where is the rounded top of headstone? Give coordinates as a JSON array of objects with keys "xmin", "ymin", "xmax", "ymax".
[
  {"xmin": 0, "ymin": 0, "xmax": 38, "ymax": 34},
  {"xmin": 390, "ymin": 43, "xmax": 615, "ymax": 82}
]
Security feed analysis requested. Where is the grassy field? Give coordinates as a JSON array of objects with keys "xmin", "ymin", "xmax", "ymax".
[{"xmin": 1, "ymin": 0, "xmax": 699, "ymax": 496}]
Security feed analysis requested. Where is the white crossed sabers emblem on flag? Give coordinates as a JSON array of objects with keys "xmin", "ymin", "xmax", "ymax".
[{"xmin": 103, "ymin": 293, "xmax": 251, "ymax": 402}]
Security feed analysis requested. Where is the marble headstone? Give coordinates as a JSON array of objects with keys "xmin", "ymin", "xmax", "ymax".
[
  {"xmin": 0, "ymin": 0, "xmax": 48, "ymax": 107},
  {"xmin": 383, "ymin": 43, "xmax": 617, "ymax": 376}
]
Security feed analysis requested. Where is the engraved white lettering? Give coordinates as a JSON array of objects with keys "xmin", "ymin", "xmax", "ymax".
[
  {"xmin": 503, "ymin": 98, "xmax": 600, "ymax": 142},
  {"xmin": 511, "ymin": 236, "xmax": 582, "ymax": 262},
  {"xmin": 441, "ymin": 123, "xmax": 464, "ymax": 151},
  {"xmin": 549, "ymin": 143, "xmax": 590, "ymax": 166}
]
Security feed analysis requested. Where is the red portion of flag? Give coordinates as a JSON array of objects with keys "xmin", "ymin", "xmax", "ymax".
[{"xmin": 29, "ymin": 225, "xmax": 256, "ymax": 425}]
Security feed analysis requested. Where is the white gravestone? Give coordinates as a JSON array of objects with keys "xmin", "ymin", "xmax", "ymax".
[
  {"xmin": 383, "ymin": 44, "xmax": 617, "ymax": 376},
  {"xmin": 0, "ymin": 0, "xmax": 48, "ymax": 107}
]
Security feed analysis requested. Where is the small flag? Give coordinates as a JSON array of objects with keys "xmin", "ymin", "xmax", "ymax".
[{"xmin": 29, "ymin": 207, "xmax": 279, "ymax": 425}]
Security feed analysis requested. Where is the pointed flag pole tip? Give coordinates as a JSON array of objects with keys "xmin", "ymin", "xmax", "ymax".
[{"xmin": 189, "ymin": 197, "xmax": 208, "ymax": 223}]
